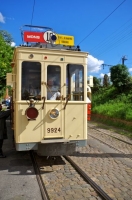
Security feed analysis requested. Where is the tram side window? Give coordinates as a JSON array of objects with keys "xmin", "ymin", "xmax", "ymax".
[
  {"xmin": 47, "ymin": 65, "xmax": 61, "ymax": 100},
  {"xmin": 21, "ymin": 61, "xmax": 41, "ymax": 100},
  {"xmin": 66, "ymin": 64, "xmax": 84, "ymax": 101}
]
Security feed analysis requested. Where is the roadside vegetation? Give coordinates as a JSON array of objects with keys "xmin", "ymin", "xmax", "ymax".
[
  {"xmin": 91, "ymin": 65, "xmax": 132, "ymax": 136},
  {"xmin": 0, "ymin": 30, "xmax": 14, "ymax": 100}
]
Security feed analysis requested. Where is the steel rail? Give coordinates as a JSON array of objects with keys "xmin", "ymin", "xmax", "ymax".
[
  {"xmin": 30, "ymin": 151, "xmax": 50, "ymax": 200},
  {"xmin": 64, "ymin": 156, "xmax": 113, "ymax": 200},
  {"xmin": 88, "ymin": 125, "xmax": 132, "ymax": 145},
  {"xmin": 89, "ymin": 134, "xmax": 132, "ymax": 160}
]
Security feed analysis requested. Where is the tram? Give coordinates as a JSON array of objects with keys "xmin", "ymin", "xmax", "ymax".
[{"xmin": 6, "ymin": 25, "xmax": 93, "ymax": 156}]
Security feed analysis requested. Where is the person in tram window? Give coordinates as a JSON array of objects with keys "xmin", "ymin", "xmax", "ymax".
[
  {"xmin": 47, "ymin": 78, "xmax": 61, "ymax": 100},
  {"xmin": 0, "ymin": 104, "xmax": 11, "ymax": 158},
  {"xmin": 29, "ymin": 84, "xmax": 38, "ymax": 97},
  {"xmin": 22, "ymin": 84, "xmax": 30, "ymax": 100}
]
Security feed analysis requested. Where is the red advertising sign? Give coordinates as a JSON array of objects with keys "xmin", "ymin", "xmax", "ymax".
[{"xmin": 23, "ymin": 31, "xmax": 46, "ymax": 43}]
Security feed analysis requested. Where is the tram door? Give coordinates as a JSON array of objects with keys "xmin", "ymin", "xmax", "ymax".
[
  {"xmin": 64, "ymin": 64, "xmax": 86, "ymax": 140},
  {"xmin": 44, "ymin": 64, "xmax": 64, "ymax": 139}
]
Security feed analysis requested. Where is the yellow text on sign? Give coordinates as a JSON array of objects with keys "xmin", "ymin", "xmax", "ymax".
[{"xmin": 55, "ymin": 34, "xmax": 74, "ymax": 46}]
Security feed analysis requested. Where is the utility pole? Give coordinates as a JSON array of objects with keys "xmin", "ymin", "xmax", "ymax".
[{"xmin": 122, "ymin": 55, "xmax": 127, "ymax": 65}]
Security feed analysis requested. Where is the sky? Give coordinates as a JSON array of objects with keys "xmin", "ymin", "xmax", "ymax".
[{"xmin": 0, "ymin": 0, "xmax": 132, "ymax": 79}]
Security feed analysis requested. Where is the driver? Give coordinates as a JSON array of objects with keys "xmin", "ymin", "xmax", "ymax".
[{"xmin": 47, "ymin": 78, "xmax": 61, "ymax": 100}]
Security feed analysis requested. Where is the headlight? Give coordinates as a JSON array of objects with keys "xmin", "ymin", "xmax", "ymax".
[{"xmin": 49, "ymin": 108, "xmax": 59, "ymax": 119}]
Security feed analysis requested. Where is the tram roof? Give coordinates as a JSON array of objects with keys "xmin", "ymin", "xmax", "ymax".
[{"xmin": 12, "ymin": 45, "xmax": 88, "ymax": 61}]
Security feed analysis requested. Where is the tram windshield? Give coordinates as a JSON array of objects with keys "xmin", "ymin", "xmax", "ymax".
[
  {"xmin": 66, "ymin": 64, "xmax": 84, "ymax": 101},
  {"xmin": 21, "ymin": 61, "xmax": 41, "ymax": 100},
  {"xmin": 47, "ymin": 65, "xmax": 61, "ymax": 100}
]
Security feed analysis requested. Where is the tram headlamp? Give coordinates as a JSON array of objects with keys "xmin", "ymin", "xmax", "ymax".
[{"xmin": 49, "ymin": 108, "xmax": 59, "ymax": 119}]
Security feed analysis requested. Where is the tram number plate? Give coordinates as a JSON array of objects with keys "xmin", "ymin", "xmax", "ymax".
[{"xmin": 47, "ymin": 128, "xmax": 61, "ymax": 133}]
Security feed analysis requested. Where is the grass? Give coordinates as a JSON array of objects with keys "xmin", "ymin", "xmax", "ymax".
[
  {"xmin": 91, "ymin": 115, "xmax": 132, "ymax": 138},
  {"xmin": 91, "ymin": 86, "xmax": 132, "ymax": 138},
  {"xmin": 92, "ymin": 101, "xmax": 132, "ymax": 120}
]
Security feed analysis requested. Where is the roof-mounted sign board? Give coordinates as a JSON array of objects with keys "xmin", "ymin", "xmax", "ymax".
[
  {"xmin": 23, "ymin": 31, "xmax": 47, "ymax": 43},
  {"xmin": 55, "ymin": 34, "xmax": 74, "ymax": 46},
  {"xmin": 23, "ymin": 31, "xmax": 74, "ymax": 46}
]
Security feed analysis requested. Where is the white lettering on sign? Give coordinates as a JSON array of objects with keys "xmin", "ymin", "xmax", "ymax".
[
  {"xmin": 43, "ymin": 31, "xmax": 56, "ymax": 43},
  {"xmin": 27, "ymin": 35, "xmax": 40, "ymax": 39}
]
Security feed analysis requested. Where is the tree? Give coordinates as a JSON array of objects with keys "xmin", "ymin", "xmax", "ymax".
[
  {"xmin": 0, "ymin": 30, "xmax": 13, "ymax": 44},
  {"xmin": 0, "ymin": 31, "xmax": 14, "ymax": 99},
  {"xmin": 103, "ymin": 74, "xmax": 109, "ymax": 87},
  {"xmin": 91, "ymin": 77, "xmax": 102, "ymax": 93},
  {"xmin": 110, "ymin": 64, "xmax": 130, "ymax": 92},
  {"xmin": 93, "ymin": 77, "xmax": 101, "ymax": 87}
]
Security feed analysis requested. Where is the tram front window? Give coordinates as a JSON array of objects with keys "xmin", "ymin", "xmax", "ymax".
[
  {"xmin": 47, "ymin": 65, "xmax": 61, "ymax": 100},
  {"xmin": 21, "ymin": 61, "xmax": 41, "ymax": 100},
  {"xmin": 66, "ymin": 64, "xmax": 84, "ymax": 101}
]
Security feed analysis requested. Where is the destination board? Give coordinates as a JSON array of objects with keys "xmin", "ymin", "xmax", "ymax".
[{"xmin": 55, "ymin": 34, "xmax": 74, "ymax": 46}]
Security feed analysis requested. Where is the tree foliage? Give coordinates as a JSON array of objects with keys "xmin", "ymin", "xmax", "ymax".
[
  {"xmin": 0, "ymin": 30, "xmax": 14, "ymax": 98},
  {"xmin": 93, "ymin": 77, "xmax": 101, "ymax": 87},
  {"xmin": 103, "ymin": 74, "xmax": 110, "ymax": 87},
  {"xmin": 91, "ymin": 77, "xmax": 102, "ymax": 93},
  {"xmin": 0, "ymin": 30, "xmax": 13, "ymax": 44},
  {"xmin": 110, "ymin": 64, "xmax": 130, "ymax": 92}
]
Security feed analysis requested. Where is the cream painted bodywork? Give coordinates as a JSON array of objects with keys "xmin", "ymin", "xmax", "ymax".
[{"xmin": 10, "ymin": 47, "xmax": 88, "ymax": 147}]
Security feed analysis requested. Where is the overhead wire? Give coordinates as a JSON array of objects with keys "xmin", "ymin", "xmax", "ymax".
[
  {"xmin": 95, "ymin": 23, "xmax": 132, "ymax": 56},
  {"xmin": 117, "ymin": 58, "xmax": 122, "ymax": 64},
  {"xmin": 95, "ymin": 28, "xmax": 132, "ymax": 57},
  {"xmin": 28, "ymin": 0, "xmax": 130, "ymax": 62},
  {"xmin": 93, "ymin": 30, "xmax": 132, "ymax": 55},
  {"xmin": 77, "ymin": 0, "xmax": 126, "ymax": 46},
  {"xmin": 30, "ymin": 0, "xmax": 35, "ymax": 28},
  {"xmin": 89, "ymin": 17, "xmax": 132, "ymax": 54}
]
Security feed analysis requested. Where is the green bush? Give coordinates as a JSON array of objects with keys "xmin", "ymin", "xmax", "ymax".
[{"xmin": 92, "ymin": 86, "xmax": 132, "ymax": 121}]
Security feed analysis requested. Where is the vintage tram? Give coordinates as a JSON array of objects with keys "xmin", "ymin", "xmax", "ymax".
[{"xmin": 6, "ymin": 25, "xmax": 92, "ymax": 156}]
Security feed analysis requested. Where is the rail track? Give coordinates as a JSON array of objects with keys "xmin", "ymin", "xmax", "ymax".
[
  {"xmin": 88, "ymin": 124, "xmax": 132, "ymax": 145},
  {"xmin": 64, "ymin": 156, "xmax": 112, "ymax": 200},
  {"xmin": 30, "ymin": 150, "xmax": 113, "ymax": 200},
  {"xmin": 88, "ymin": 125, "xmax": 132, "ymax": 160},
  {"xmin": 29, "ymin": 126, "xmax": 132, "ymax": 199},
  {"xmin": 30, "ymin": 151, "xmax": 50, "ymax": 200}
]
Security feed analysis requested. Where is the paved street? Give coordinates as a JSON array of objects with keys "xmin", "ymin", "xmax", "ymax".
[
  {"xmin": 0, "ymin": 120, "xmax": 132, "ymax": 200},
  {"xmin": 0, "ymin": 120, "xmax": 42, "ymax": 200},
  {"xmin": 69, "ymin": 121, "xmax": 132, "ymax": 200}
]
